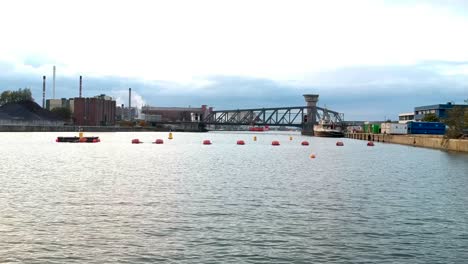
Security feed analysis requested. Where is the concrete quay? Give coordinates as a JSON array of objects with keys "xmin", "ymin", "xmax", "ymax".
[{"xmin": 345, "ymin": 133, "xmax": 468, "ymax": 153}]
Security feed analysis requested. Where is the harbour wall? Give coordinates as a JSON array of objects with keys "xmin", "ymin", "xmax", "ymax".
[
  {"xmin": 345, "ymin": 133, "xmax": 468, "ymax": 153},
  {"xmin": 0, "ymin": 124, "xmax": 204, "ymax": 132}
]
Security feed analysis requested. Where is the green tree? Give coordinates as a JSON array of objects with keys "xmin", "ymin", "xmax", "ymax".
[
  {"xmin": 0, "ymin": 88, "xmax": 33, "ymax": 106},
  {"xmin": 444, "ymin": 106, "xmax": 467, "ymax": 139},
  {"xmin": 51, "ymin": 107, "xmax": 72, "ymax": 120},
  {"xmin": 422, "ymin": 113, "xmax": 440, "ymax": 122}
]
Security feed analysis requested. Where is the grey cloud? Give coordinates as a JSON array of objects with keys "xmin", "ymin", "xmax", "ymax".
[{"xmin": 0, "ymin": 61, "xmax": 466, "ymax": 121}]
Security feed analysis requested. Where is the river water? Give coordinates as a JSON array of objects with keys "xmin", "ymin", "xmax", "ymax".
[{"xmin": 0, "ymin": 131, "xmax": 467, "ymax": 263}]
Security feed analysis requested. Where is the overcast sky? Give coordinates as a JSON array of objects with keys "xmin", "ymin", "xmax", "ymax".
[{"xmin": 1, "ymin": 0, "xmax": 467, "ymax": 120}]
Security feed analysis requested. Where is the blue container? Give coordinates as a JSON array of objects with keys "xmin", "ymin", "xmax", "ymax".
[{"xmin": 407, "ymin": 122, "xmax": 446, "ymax": 135}]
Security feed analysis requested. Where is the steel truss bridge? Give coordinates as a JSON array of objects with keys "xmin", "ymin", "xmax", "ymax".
[{"xmin": 203, "ymin": 106, "xmax": 344, "ymax": 127}]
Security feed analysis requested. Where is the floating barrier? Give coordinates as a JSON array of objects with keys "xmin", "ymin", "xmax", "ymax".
[
  {"xmin": 132, "ymin": 139, "xmax": 142, "ymax": 144},
  {"xmin": 203, "ymin": 140, "xmax": 212, "ymax": 145},
  {"xmin": 336, "ymin": 141, "xmax": 344, "ymax": 146},
  {"xmin": 367, "ymin": 141, "xmax": 375, "ymax": 146},
  {"xmin": 237, "ymin": 140, "xmax": 245, "ymax": 145},
  {"xmin": 272, "ymin": 140, "xmax": 280, "ymax": 146},
  {"xmin": 301, "ymin": 141, "xmax": 309, "ymax": 146},
  {"xmin": 154, "ymin": 139, "xmax": 164, "ymax": 144},
  {"xmin": 56, "ymin": 136, "xmax": 100, "ymax": 143}
]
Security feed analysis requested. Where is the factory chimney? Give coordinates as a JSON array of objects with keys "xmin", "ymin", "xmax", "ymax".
[
  {"xmin": 121, "ymin": 104, "xmax": 124, "ymax": 120},
  {"xmin": 42, "ymin": 76, "xmax": 46, "ymax": 108},
  {"xmin": 79, "ymin": 76, "xmax": 82, "ymax": 98},
  {"xmin": 128, "ymin": 88, "xmax": 132, "ymax": 121},
  {"xmin": 52, "ymin": 65, "xmax": 56, "ymax": 99}
]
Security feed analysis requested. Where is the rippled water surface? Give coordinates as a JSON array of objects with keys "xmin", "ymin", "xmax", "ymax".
[{"xmin": 1, "ymin": 131, "xmax": 468, "ymax": 263}]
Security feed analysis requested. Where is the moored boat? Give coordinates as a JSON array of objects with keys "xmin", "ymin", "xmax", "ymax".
[{"xmin": 313, "ymin": 119, "xmax": 344, "ymax": 137}]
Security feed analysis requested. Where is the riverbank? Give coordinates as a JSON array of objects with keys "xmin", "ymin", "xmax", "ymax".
[
  {"xmin": 0, "ymin": 125, "xmax": 204, "ymax": 132},
  {"xmin": 345, "ymin": 133, "xmax": 468, "ymax": 153}
]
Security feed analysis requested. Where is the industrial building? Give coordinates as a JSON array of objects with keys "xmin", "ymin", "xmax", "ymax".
[
  {"xmin": 116, "ymin": 105, "xmax": 138, "ymax": 121},
  {"xmin": 46, "ymin": 98, "xmax": 74, "ymax": 112},
  {"xmin": 141, "ymin": 105, "xmax": 213, "ymax": 123},
  {"xmin": 414, "ymin": 102, "xmax": 468, "ymax": 121},
  {"xmin": 398, "ymin": 112, "xmax": 414, "ymax": 123},
  {"xmin": 73, "ymin": 95, "xmax": 116, "ymax": 126},
  {"xmin": 46, "ymin": 95, "xmax": 116, "ymax": 126}
]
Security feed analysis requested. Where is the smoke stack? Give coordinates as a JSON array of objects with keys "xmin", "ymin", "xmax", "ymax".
[
  {"xmin": 128, "ymin": 88, "xmax": 132, "ymax": 121},
  {"xmin": 79, "ymin": 76, "xmax": 82, "ymax": 98},
  {"xmin": 121, "ymin": 104, "xmax": 124, "ymax": 120},
  {"xmin": 52, "ymin": 65, "xmax": 56, "ymax": 99},
  {"xmin": 42, "ymin": 76, "xmax": 46, "ymax": 108}
]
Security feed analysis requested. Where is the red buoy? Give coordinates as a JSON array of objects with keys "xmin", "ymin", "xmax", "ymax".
[
  {"xmin": 301, "ymin": 141, "xmax": 309, "ymax": 146},
  {"xmin": 154, "ymin": 139, "xmax": 164, "ymax": 144},
  {"xmin": 237, "ymin": 140, "xmax": 245, "ymax": 145},
  {"xmin": 132, "ymin": 139, "xmax": 142, "ymax": 144},
  {"xmin": 203, "ymin": 140, "xmax": 212, "ymax": 145},
  {"xmin": 367, "ymin": 141, "xmax": 374, "ymax": 146},
  {"xmin": 272, "ymin": 140, "xmax": 280, "ymax": 146},
  {"xmin": 336, "ymin": 141, "xmax": 344, "ymax": 146}
]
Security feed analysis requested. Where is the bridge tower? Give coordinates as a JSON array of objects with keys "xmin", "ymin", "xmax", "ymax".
[{"xmin": 302, "ymin": 94, "xmax": 319, "ymax": 135}]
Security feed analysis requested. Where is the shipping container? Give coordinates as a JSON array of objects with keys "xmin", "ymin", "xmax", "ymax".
[
  {"xmin": 407, "ymin": 121, "xmax": 446, "ymax": 135},
  {"xmin": 362, "ymin": 124, "xmax": 370, "ymax": 133},
  {"xmin": 371, "ymin": 124, "xmax": 381, "ymax": 134},
  {"xmin": 381, "ymin": 123, "xmax": 408, "ymax": 134}
]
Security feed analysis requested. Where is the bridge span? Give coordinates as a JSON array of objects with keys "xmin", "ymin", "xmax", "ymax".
[
  {"xmin": 203, "ymin": 94, "xmax": 344, "ymax": 135},
  {"xmin": 142, "ymin": 94, "xmax": 344, "ymax": 135}
]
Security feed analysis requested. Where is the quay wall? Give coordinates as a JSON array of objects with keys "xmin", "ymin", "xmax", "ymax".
[{"xmin": 345, "ymin": 133, "xmax": 468, "ymax": 153}]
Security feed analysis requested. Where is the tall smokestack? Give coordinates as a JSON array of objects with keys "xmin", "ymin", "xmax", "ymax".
[
  {"xmin": 121, "ymin": 104, "xmax": 124, "ymax": 120},
  {"xmin": 128, "ymin": 88, "xmax": 132, "ymax": 121},
  {"xmin": 79, "ymin": 76, "xmax": 82, "ymax": 98},
  {"xmin": 42, "ymin": 76, "xmax": 46, "ymax": 108},
  {"xmin": 52, "ymin": 65, "xmax": 56, "ymax": 99}
]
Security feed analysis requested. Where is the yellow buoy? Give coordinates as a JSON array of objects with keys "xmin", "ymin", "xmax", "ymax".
[
  {"xmin": 168, "ymin": 132, "xmax": 173, "ymax": 140},
  {"xmin": 289, "ymin": 136, "xmax": 293, "ymax": 141},
  {"xmin": 79, "ymin": 132, "xmax": 84, "ymax": 138},
  {"xmin": 310, "ymin": 154, "xmax": 316, "ymax": 159},
  {"xmin": 253, "ymin": 136, "xmax": 257, "ymax": 141}
]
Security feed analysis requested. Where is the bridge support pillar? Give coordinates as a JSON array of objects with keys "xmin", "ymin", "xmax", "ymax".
[{"xmin": 301, "ymin": 94, "xmax": 319, "ymax": 136}]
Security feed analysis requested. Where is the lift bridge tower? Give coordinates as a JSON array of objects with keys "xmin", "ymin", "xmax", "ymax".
[{"xmin": 302, "ymin": 94, "xmax": 319, "ymax": 136}]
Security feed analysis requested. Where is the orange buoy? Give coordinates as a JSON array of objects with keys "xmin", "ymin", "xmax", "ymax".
[
  {"xmin": 272, "ymin": 140, "xmax": 280, "ymax": 146},
  {"xmin": 154, "ymin": 139, "xmax": 164, "ymax": 144},
  {"xmin": 367, "ymin": 141, "xmax": 374, "ymax": 146},
  {"xmin": 132, "ymin": 139, "xmax": 142, "ymax": 144},
  {"xmin": 79, "ymin": 137, "xmax": 87, "ymax": 143},
  {"xmin": 336, "ymin": 141, "xmax": 344, "ymax": 146},
  {"xmin": 203, "ymin": 140, "xmax": 212, "ymax": 145},
  {"xmin": 237, "ymin": 140, "xmax": 245, "ymax": 145},
  {"xmin": 301, "ymin": 141, "xmax": 309, "ymax": 146},
  {"xmin": 310, "ymin": 154, "xmax": 316, "ymax": 159}
]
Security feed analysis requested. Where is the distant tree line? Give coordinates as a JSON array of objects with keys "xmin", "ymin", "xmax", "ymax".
[{"xmin": 0, "ymin": 88, "xmax": 33, "ymax": 106}]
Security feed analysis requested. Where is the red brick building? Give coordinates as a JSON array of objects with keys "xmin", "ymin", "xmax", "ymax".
[{"xmin": 73, "ymin": 96, "xmax": 116, "ymax": 126}]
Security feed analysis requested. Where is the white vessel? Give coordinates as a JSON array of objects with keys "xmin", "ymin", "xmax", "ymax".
[{"xmin": 313, "ymin": 119, "xmax": 344, "ymax": 137}]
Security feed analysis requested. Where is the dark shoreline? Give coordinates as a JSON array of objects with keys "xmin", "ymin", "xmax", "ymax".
[{"xmin": 0, "ymin": 125, "xmax": 205, "ymax": 132}]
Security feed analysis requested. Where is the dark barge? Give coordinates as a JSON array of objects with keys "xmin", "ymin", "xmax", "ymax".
[{"xmin": 56, "ymin": 136, "xmax": 100, "ymax": 143}]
